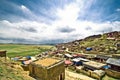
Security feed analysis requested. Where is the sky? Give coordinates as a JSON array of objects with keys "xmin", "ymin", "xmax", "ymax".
[{"xmin": 0, "ymin": 0, "xmax": 120, "ymax": 44}]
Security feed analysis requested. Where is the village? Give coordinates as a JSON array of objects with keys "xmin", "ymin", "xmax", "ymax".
[
  {"xmin": 0, "ymin": 31, "xmax": 120, "ymax": 80},
  {"xmin": 1, "ymin": 0, "xmax": 120, "ymax": 79}
]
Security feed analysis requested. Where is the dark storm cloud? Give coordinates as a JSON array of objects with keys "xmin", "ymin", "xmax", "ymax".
[
  {"xmin": 20, "ymin": 27, "xmax": 37, "ymax": 33},
  {"xmin": 0, "ymin": 37, "xmax": 37, "ymax": 44},
  {"xmin": 57, "ymin": 26, "xmax": 75, "ymax": 33}
]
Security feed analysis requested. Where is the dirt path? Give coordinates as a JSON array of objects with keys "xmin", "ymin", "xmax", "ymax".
[{"xmin": 65, "ymin": 69, "xmax": 96, "ymax": 80}]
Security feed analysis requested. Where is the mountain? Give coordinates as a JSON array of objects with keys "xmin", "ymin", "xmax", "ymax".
[{"xmin": 56, "ymin": 31, "xmax": 120, "ymax": 54}]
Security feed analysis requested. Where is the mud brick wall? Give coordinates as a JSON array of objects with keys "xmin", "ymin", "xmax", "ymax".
[
  {"xmin": 105, "ymin": 69, "xmax": 120, "ymax": 79},
  {"xmin": 29, "ymin": 60, "xmax": 65, "ymax": 80}
]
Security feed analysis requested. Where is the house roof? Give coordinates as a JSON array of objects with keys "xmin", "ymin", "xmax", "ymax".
[
  {"xmin": 72, "ymin": 58, "xmax": 80, "ymax": 62},
  {"xmin": 72, "ymin": 58, "xmax": 89, "ymax": 62},
  {"xmin": 65, "ymin": 60, "xmax": 72, "ymax": 65},
  {"xmin": 106, "ymin": 58, "xmax": 120, "ymax": 66},
  {"xmin": 65, "ymin": 53, "xmax": 72, "ymax": 58},
  {"xmin": 34, "ymin": 58, "xmax": 60, "ymax": 67},
  {"xmin": 96, "ymin": 55, "xmax": 110, "ymax": 60},
  {"xmin": 83, "ymin": 61, "xmax": 106, "ymax": 69},
  {"xmin": 0, "ymin": 50, "xmax": 6, "ymax": 53},
  {"xmin": 0, "ymin": 50, "xmax": 6, "ymax": 57},
  {"xmin": 73, "ymin": 54, "xmax": 85, "ymax": 57},
  {"xmin": 84, "ymin": 54, "xmax": 96, "ymax": 58},
  {"xmin": 112, "ymin": 54, "xmax": 120, "ymax": 57}
]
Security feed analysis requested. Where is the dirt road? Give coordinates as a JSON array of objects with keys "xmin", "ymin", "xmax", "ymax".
[{"xmin": 65, "ymin": 70, "xmax": 96, "ymax": 80}]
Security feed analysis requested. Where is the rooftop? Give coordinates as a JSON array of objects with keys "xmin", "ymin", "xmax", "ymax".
[
  {"xmin": 106, "ymin": 58, "xmax": 120, "ymax": 66},
  {"xmin": 84, "ymin": 61, "xmax": 106, "ymax": 69},
  {"xmin": 0, "ymin": 50, "xmax": 6, "ymax": 53},
  {"xmin": 96, "ymin": 55, "xmax": 111, "ymax": 60},
  {"xmin": 65, "ymin": 53, "xmax": 72, "ymax": 58},
  {"xmin": 72, "ymin": 58, "xmax": 89, "ymax": 62},
  {"xmin": 34, "ymin": 58, "xmax": 60, "ymax": 67}
]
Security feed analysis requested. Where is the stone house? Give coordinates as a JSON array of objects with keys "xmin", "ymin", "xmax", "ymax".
[{"xmin": 29, "ymin": 58, "xmax": 65, "ymax": 80}]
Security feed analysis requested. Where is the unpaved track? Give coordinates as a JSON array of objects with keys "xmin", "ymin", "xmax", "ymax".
[{"xmin": 65, "ymin": 70, "xmax": 96, "ymax": 80}]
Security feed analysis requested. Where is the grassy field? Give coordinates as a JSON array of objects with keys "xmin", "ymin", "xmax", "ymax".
[
  {"xmin": 103, "ymin": 75, "xmax": 118, "ymax": 80},
  {"xmin": 0, "ymin": 44, "xmax": 54, "ymax": 57}
]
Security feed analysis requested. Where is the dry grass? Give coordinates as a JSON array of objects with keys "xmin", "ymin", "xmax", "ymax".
[
  {"xmin": 0, "ymin": 57, "xmax": 34, "ymax": 80},
  {"xmin": 102, "ymin": 75, "xmax": 117, "ymax": 80}
]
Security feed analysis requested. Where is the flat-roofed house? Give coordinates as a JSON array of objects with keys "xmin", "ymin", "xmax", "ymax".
[
  {"xmin": 83, "ymin": 61, "xmax": 106, "ymax": 71},
  {"xmin": 0, "ymin": 50, "xmax": 6, "ymax": 57},
  {"xmin": 94, "ymin": 55, "xmax": 111, "ymax": 63},
  {"xmin": 72, "ymin": 58, "xmax": 89, "ymax": 66},
  {"xmin": 106, "ymin": 58, "xmax": 120, "ymax": 72},
  {"xmin": 112, "ymin": 54, "xmax": 120, "ymax": 59},
  {"xmin": 64, "ymin": 53, "xmax": 73, "ymax": 59},
  {"xmin": 29, "ymin": 58, "xmax": 65, "ymax": 80},
  {"xmin": 106, "ymin": 58, "xmax": 120, "ymax": 78},
  {"xmin": 0, "ymin": 50, "xmax": 7, "ymax": 61}
]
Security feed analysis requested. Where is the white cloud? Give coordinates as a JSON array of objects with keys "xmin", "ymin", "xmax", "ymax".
[
  {"xmin": 20, "ymin": 5, "xmax": 38, "ymax": 20},
  {"xmin": 0, "ymin": 19, "xmax": 120, "ymax": 43},
  {"xmin": 21, "ymin": 5, "xmax": 27, "ymax": 10},
  {"xmin": 0, "ymin": 0, "xmax": 120, "ymax": 44},
  {"xmin": 116, "ymin": 8, "xmax": 120, "ymax": 12},
  {"xmin": 57, "ymin": 3, "xmax": 79, "ymax": 22}
]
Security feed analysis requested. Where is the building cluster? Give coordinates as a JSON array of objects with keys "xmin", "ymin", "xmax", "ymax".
[
  {"xmin": 62, "ymin": 52, "xmax": 120, "ymax": 79},
  {"xmin": 34, "ymin": 49, "xmax": 120, "ymax": 79}
]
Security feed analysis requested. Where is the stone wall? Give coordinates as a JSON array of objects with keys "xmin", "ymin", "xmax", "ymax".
[
  {"xmin": 47, "ymin": 61, "xmax": 65, "ymax": 80},
  {"xmin": 0, "ymin": 51, "xmax": 6, "ymax": 57},
  {"xmin": 29, "ymin": 60, "xmax": 65, "ymax": 80},
  {"xmin": 90, "ymin": 71, "xmax": 104, "ymax": 80},
  {"xmin": 76, "ymin": 69, "xmax": 104, "ymax": 80},
  {"xmin": 105, "ymin": 69, "xmax": 120, "ymax": 79},
  {"xmin": 29, "ymin": 64, "xmax": 47, "ymax": 80}
]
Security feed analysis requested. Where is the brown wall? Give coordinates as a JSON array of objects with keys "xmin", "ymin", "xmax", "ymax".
[
  {"xmin": 29, "ymin": 61, "xmax": 65, "ymax": 80},
  {"xmin": 47, "ymin": 62, "xmax": 65, "ymax": 80},
  {"xmin": 76, "ymin": 69, "xmax": 104, "ymax": 80},
  {"xmin": 105, "ymin": 69, "xmax": 120, "ymax": 79},
  {"xmin": 29, "ymin": 64, "xmax": 47, "ymax": 80},
  {"xmin": 0, "ymin": 51, "xmax": 6, "ymax": 57}
]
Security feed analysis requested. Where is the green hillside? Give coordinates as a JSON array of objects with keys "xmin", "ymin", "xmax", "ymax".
[
  {"xmin": 56, "ymin": 31, "xmax": 120, "ymax": 54},
  {"xmin": 0, "ymin": 44, "xmax": 54, "ymax": 57}
]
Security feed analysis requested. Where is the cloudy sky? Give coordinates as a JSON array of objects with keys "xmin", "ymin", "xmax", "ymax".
[{"xmin": 0, "ymin": 0, "xmax": 120, "ymax": 44}]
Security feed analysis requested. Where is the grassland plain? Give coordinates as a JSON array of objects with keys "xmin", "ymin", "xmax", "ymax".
[{"xmin": 0, "ymin": 44, "xmax": 54, "ymax": 57}]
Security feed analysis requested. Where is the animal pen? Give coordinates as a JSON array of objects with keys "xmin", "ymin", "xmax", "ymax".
[{"xmin": 29, "ymin": 58, "xmax": 65, "ymax": 80}]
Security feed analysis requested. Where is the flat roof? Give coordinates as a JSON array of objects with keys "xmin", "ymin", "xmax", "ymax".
[
  {"xmin": 84, "ymin": 61, "xmax": 106, "ymax": 69},
  {"xmin": 0, "ymin": 50, "xmax": 6, "ymax": 53},
  {"xmin": 106, "ymin": 58, "xmax": 120, "ymax": 66},
  {"xmin": 72, "ymin": 58, "xmax": 89, "ymax": 62},
  {"xmin": 112, "ymin": 54, "xmax": 120, "ymax": 56},
  {"xmin": 65, "ymin": 53, "xmax": 72, "ymax": 58},
  {"xmin": 34, "ymin": 58, "xmax": 60, "ymax": 67}
]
